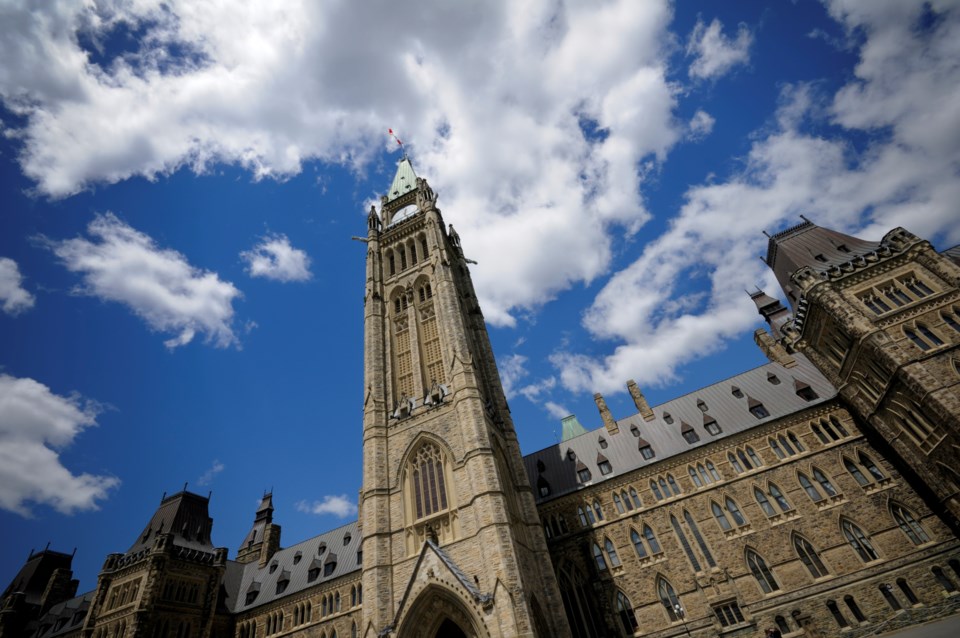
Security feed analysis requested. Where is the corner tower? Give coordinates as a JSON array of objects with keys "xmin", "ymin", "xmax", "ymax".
[
  {"xmin": 762, "ymin": 221, "xmax": 960, "ymax": 533},
  {"xmin": 359, "ymin": 158, "xmax": 569, "ymax": 637}
]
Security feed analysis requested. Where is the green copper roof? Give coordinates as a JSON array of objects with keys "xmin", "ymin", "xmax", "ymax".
[
  {"xmin": 386, "ymin": 157, "xmax": 417, "ymax": 202},
  {"xmin": 561, "ymin": 415, "xmax": 588, "ymax": 442}
]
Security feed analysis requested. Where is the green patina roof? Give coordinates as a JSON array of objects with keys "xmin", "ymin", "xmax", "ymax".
[
  {"xmin": 561, "ymin": 415, "xmax": 588, "ymax": 442},
  {"xmin": 386, "ymin": 157, "xmax": 417, "ymax": 202}
]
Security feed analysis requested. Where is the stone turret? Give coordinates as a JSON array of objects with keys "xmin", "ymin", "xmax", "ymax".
[{"xmin": 626, "ymin": 380, "xmax": 654, "ymax": 421}]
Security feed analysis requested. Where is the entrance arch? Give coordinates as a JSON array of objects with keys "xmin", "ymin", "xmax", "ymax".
[{"xmin": 396, "ymin": 584, "xmax": 486, "ymax": 638}]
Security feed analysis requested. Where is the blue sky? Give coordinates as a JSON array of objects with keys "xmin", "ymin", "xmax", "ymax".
[{"xmin": 2, "ymin": 0, "xmax": 959, "ymax": 592}]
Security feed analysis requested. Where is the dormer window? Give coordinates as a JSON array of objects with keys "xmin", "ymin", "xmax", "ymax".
[
  {"xmin": 318, "ymin": 543, "xmax": 326, "ymax": 555},
  {"xmin": 663, "ymin": 412, "xmax": 674, "ymax": 424},
  {"xmin": 598, "ymin": 454, "xmax": 613, "ymax": 475},
  {"xmin": 598, "ymin": 436, "xmax": 608, "ymax": 449},
  {"xmin": 748, "ymin": 397, "xmax": 770, "ymax": 419},
  {"xmin": 268, "ymin": 562, "xmax": 278, "ymax": 574},
  {"xmin": 814, "ymin": 254, "xmax": 827, "ymax": 262},
  {"xmin": 731, "ymin": 386, "xmax": 743, "ymax": 398},
  {"xmin": 566, "ymin": 449, "xmax": 577, "ymax": 461},
  {"xmin": 767, "ymin": 373, "xmax": 781, "ymax": 385},
  {"xmin": 537, "ymin": 475, "xmax": 551, "ymax": 497},
  {"xmin": 638, "ymin": 438, "xmax": 655, "ymax": 460},
  {"xmin": 630, "ymin": 425, "xmax": 640, "ymax": 437},
  {"xmin": 577, "ymin": 462, "xmax": 592, "ymax": 483},
  {"xmin": 697, "ymin": 399, "xmax": 708, "ymax": 412},
  {"xmin": 293, "ymin": 551, "xmax": 302, "ymax": 565},
  {"xmin": 344, "ymin": 534, "xmax": 351, "ymax": 545},
  {"xmin": 681, "ymin": 422, "xmax": 699, "ymax": 444},
  {"xmin": 703, "ymin": 415, "xmax": 721, "ymax": 436},
  {"xmin": 795, "ymin": 380, "xmax": 818, "ymax": 401}
]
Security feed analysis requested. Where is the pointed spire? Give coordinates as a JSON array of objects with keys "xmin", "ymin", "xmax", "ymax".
[
  {"xmin": 386, "ymin": 157, "xmax": 418, "ymax": 203},
  {"xmin": 560, "ymin": 415, "xmax": 588, "ymax": 442},
  {"xmin": 748, "ymin": 288, "xmax": 791, "ymax": 338}
]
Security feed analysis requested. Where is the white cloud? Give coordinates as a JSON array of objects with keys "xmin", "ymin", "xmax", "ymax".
[
  {"xmin": 544, "ymin": 401, "xmax": 571, "ymax": 420},
  {"xmin": 197, "ymin": 459, "xmax": 225, "ymax": 486},
  {"xmin": 0, "ymin": 0, "xmax": 680, "ymax": 326},
  {"xmin": 241, "ymin": 233, "xmax": 312, "ymax": 282},
  {"xmin": 295, "ymin": 494, "xmax": 357, "ymax": 518},
  {"xmin": 0, "ymin": 257, "xmax": 35, "ymax": 315},
  {"xmin": 556, "ymin": 1, "xmax": 960, "ymax": 394},
  {"xmin": 687, "ymin": 17, "xmax": 753, "ymax": 80},
  {"xmin": 498, "ymin": 353, "xmax": 528, "ymax": 400},
  {"xmin": 687, "ymin": 109, "xmax": 715, "ymax": 141},
  {"xmin": 49, "ymin": 213, "xmax": 243, "ymax": 349},
  {"xmin": 0, "ymin": 374, "xmax": 119, "ymax": 516}
]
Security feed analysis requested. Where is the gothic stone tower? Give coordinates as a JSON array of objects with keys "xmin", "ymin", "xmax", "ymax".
[
  {"xmin": 760, "ymin": 221, "xmax": 960, "ymax": 533},
  {"xmin": 359, "ymin": 158, "xmax": 569, "ymax": 638}
]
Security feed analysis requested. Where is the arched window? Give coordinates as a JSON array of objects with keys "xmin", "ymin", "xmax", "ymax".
[
  {"xmin": 775, "ymin": 616, "xmax": 790, "ymax": 634},
  {"xmin": 768, "ymin": 483, "xmax": 791, "ymax": 511},
  {"xmin": 727, "ymin": 497, "xmax": 746, "ymax": 525},
  {"xmin": 604, "ymin": 538, "xmax": 621, "ymax": 568},
  {"xmin": 351, "ymin": 621, "xmax": 358, "ymax": 638},
  {"xmin": 657, "ymin": 577, "xmax": 682, "ymax": 621},
  {"xmin": 897, "ymin": 578, "xmax": 919, "ymax": 605},
  {"xmin": 667, "ymin": 474, "xmax": 681, "ymax": 495},
  {"xmin": 755, "ymin": 487, "xmax": 775, "ymax": 517},
  {"xmin": 843, "ymin": 456, "xmax": 868, "ymax": 486},
  {"xmin": 942, "ymin": 309, "xmax": 960, "ymax": 332},
  {"xmin": 842, "ymin": 519, "xmax": 879, "ymax": 562},
  {"xmin": 644, "ymin": 524, "xmax": 661, "ymax": 554},
  {"xmin": 684, "ymin": 510, "xmax": 716, "ymax": 567},
  {"xmin": 616, "ymin": 591, "xmax": 639, "ymax": 634},
  {"xmin": 631, "ymin": 529, "xmax": 648, "ymax": 558},
  {"xmin": 799, "ymin": 472, "xmax": 822, "ymax": 502},
  {"xmin": 558, "ymin": 564, "xmax": 601, "ymax": 638},
  {"xmin": 880, "ymin": 584, "xmax": 902, "ymax": 610},
  {"xmin": 650, "ymin": 480, "xmax": 663, "ymax": 501},
  {"xmin": 844, "ymin": 595, "xmax": 866, "ymax": 622},
  {"xmin": 746, "ymin": 548, "xmax": 779, "ymax": 593},
  {"xmin": 613, "ymin": 492, "xmax": 624, "ymax": 514},
  {"xmin": 689, "ymin": 467, "xmax": 703, "ymax": 487},
  {"xmin": 410, "ymin": 442, "xmax": 449, "ymax": 520},
  {"xmin": 905, "ymin": 327, "xmax": 931, "ymax": 351},
  {"xmin": 670, "ymin": 514, "xmax": 701, "ymax": 572},
  {"xmin": 826, "ymin": 600, "xmax": 848, "ymax": 627},
  {"xmin": 891, "ymin": 502, "xmax": 930, "ymax": 544},
  {"xmin": 728, "ymin": 453, "xmax": 744, "ymax": 474},
  {"xmin": 932, "ymin": 567, "xmax": 958, "ymax": 593},
  {"xmin": 620, "ymin": 490, "xmax": 633, "ymax": 511},
  {"xmin": 707, "ymin": 461, "xmax": 721, "ymax": 481},
  {"xmin": 859, "ymin": 452, "xmax": 885, "ymax": 481},
  {"xmin": 812, "ymin": 467, "xmax": 838, "ymax": 496},
  {"xmin": 793, "ymin": 534, "xmax": 828, "ymax": 578},
  {"xmin": 593, "ymin": 500, "xmax": 604, "ymax": 521},
  {"xmin": 712, "ymin": 501, "xmax": 731, "ymax": 531},
  {"xmin": 629, "ymin": 487, "xmax": 642, "ymax": 509},
  {"xmin": 918, "ymin": 324, "xmax": 944, "ymax": 347},
  {"xmin": 592, "ymin": 543, "xmax": 607, "ymax": 571}
]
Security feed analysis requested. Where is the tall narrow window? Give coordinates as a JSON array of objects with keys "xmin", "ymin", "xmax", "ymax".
[
  {"xmin": 891, "ymin": 503, "xmax": 930, "ymax": 544},
  {"xmin": 689, "ymin": 467, "xmax": 702, "ymax": 488},
  {"xmin": 769, "ymin": 483, "xmax": 791, "ymax": 511},
  {"xmin": 755, "ymin": 487, "xmax": 776, "ymax": 517},
  {"xmin": 616, "ymin": 591, "xmax": 639, "ymax": 635},
  {"xmin": 932, "ymin": 567, "xmax": 957, "ymax": 593},
  {"xmin": 942, "ymin": 309, "xmax": 960, "ymax": 332},
  {"xmin": 859, "ymin": 452, "xmax": 885, "ymax": 481},
  {"xmin": 826, "ymin": 600, "xmax": 849, "ymax": 627},
  {"xmin": 410, "ymin": 443, "xmax": 448, "ymax": 519},
  {"xmin": 746, "ymin": 548, "xmax": 780, "ymax": 593},
  {"xmin": 842, "ymin": 519, "xmax": 879, "ymax": 562},
  {"xmin": 630, "ymin": 487, "xmax": 642, "ymax": 509},
  {"xmin": 592, "ymin": 543, "xmax": 607, "ymax": 572},
  {"xmin": 880, "ymin": 584, "xmax": 902, "ymax": 610},
  {"xmin": 631, "ymin": 529, "xmax": 648, "ymax": 558},
  {"xmin": 419, "ymin": 293, "xmax": 446, "ymax": 386},
  {"xmin": 604, "ymin": 538, "xmax": 621, "ymax": 568},
  {"xmin": 794, "ymin": 534, "xmax": 828, "ymax": 578},
  {"xmin": 905, "ymin": 327, "xmax": 931, "ymax": 351},
  {"xmin": 813, "ymin": 468, "xmax": 838, "ymax": 496},
  {"xmin": 799, "ymin": 473, "xmax": 822, "ymax": 502},
  {"xmin": 726, "ymin": 497, "xmax": 747, "ymax": 525},
  {"xmin": 684, "ymin": 510, "xmax": 716, "ymax": 567},
  {"xmin": 897, "ymin": 578, "xmax": 919, "ymax": 605},
  {"xmin": 644, "ymin": 525, "xmax": 661, "ymax": 553},
  {"xmin": 844, "ymin": 595, "xmax": 866, "ymax": 622},
  {"xmin": 593, "ymin": 500, "xmax": 604, "ymax": 521},
  {"xmin": 671, "ymin": 514, "xmax": 701, "ymax": 571},
  {"xmin": 712, "ymin": 501, "xmax": 731, "ymax": 531},
  {"xmin": 613, "ymin": 493, "xmax": 624, "ymax": 514},
  {"xmin": 658, "ymin": 577, "xmax": 681, "ymax": 622},
  {"xmin": 918, "ymin": 324, "xmax": 944, "ymax": 346},
  {"xmin": 844, "ymin": 456, "xmax": 870, "ymax": 486}
]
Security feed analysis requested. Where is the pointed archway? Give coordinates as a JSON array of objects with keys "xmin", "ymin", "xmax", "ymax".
[{"xmin": 395, "ymin": 584, "xmax": 486, "ymax": 638}]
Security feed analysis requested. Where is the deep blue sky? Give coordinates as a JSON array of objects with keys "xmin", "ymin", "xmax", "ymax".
[{"xmin": 1, "ymin": 0, "xmax": 958, "ymax": 592}]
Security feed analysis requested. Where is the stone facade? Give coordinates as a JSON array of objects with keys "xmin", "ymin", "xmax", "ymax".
[{"xmin": 2, "ymin": 163, "xmax": 959, "ymax": 638}]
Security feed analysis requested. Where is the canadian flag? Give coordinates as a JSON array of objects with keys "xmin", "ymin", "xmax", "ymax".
[{"xmin": 388, "ymin": 128, "xmax": 403, "ymax": 147}]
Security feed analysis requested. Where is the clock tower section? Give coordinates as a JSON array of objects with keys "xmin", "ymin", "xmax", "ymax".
[{"xmin": 359, "ymin": 158, "xmax": 569, "ymax": 638}]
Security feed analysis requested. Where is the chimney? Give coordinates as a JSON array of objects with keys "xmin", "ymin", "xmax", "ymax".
[
  {"xmin": 754, "ymin": 329, "xmax": 797, "ymax": 368},
  {"xmin": 626, "ymin": 380, "xmax": 655, "ymax": 421},
  {"xmin": 594, "ymin": 393, "xmax": 618, "ymax": 434}
]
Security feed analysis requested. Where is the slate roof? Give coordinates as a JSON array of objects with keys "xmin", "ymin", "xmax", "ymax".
[
  {"xmin": 32, "ymin": 591, "xmax": 93, "ymax": 638},
  {"xmin": 1, "ymin": 549, "xmax": 74, "ymax": 606},
  {"xmin": 224, "ymin": 521, "xmax": 361, "ymax": 613},
  {"xmin": 943, "ymin": 244, "xmax": 960, "ymax": 266},
  {"xmin": 126, "ymin": 491, "xmax": 215, "ymax": 556},
  {"xmin": 523, "ymin": 355, "xmax": 835, "ymax": 504},
  {"xmin": 765, "ymin": 221, "xmax": 882, "ymax": 310}
]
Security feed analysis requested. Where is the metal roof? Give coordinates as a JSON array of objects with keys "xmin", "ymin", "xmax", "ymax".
[
  {"xmin": 943, "ymin": 244, "xmax": 960, "ymax": 266},
  {"xmin": 561, "ymin": 415, "xmax": 588, "ymax": 441},
  {"xmin": 386, "ymin": 158, "xmax": 417, "ymax": 203},
  {"xmin": 764, "ymin": 221, "xmax": 882, "ymax": 310},
  {"xmin": 224, "ymin": 521, "xmax": 360, "ymax": 613},
  {"xmin": 32, "ymin": 590, "xmax": 93, "ymax": 638},
  {"xmin": 126, "ymin": 491, "xmax": 215, "ymax": 556},
  {"xmin": 523, "ymin": 355, "xmax": 836, "ymax": 504}
]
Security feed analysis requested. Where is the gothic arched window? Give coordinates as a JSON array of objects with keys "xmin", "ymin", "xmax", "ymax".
[
  {"xmin": 746, "ymin": 548, "xmax": 780, "ymax": 593},
  {"xmin": 793, "ymin": 534, "xmax": 828, "ymax": 578},
  {"xmin": 616, "ymin": 591, "xmax": 639, "ymax": 634},
  {"xmin": 409, "ymin": 442, "xmax": 448, "ymax": 520},
  {"xmin": 890, "ymin": 502, "xmax": 930, "ymax": 545},
  {"xmin": 657, "ymin": 576, "xmax": 682, "ymax": 621},
  {"xmin": 842, "ymin": 519, "xmax": 879, "ymax": 562}
]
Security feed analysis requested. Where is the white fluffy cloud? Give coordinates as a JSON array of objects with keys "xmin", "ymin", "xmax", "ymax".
[
  {"xmin": 0, "ymin": 0, "xmax": 681, "ymax": 326},
  {"xmin": 241, "ymin": 233, "xmax": 312, "ymax": 282},
  {"xmin": 556, "ymin": 0, "xmax": 960, "ymax": 394},
  {"xmin": 0, "ymin": 257, "xmax": 35, "ymax": 315},
  {"xmin": 686, "ymin": 17, "xmax": 753, "ymax": 79},
  {"xmin": 49, "ymin": 213, "xmax": 242, "ymax": 349},
  {"xmin": 197, "ymin": 459, "xmax": 225, "ymax": 486},
  {"xmin": 687, "ymin": 109, "xmax": 715, "ymax": 141},
  {"xmin": 0, "ymin": 374, "xmax": 118, "ymax": 516},
  {"xmin": 295, "ymin": 494, "xmax": 357, "ymax": 518}
]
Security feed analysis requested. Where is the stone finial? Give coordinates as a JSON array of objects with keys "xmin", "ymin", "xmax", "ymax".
[
  {"xmin": 626, "ymin": 380, "xmax": 655, "ymax": 421},
  {"xmin": 754, "ymin": 328, "xmax": 797, "ymax": 368},
  {"xmin": 594, "ymin": 393, "xmax": 618, "ymax": 434}
]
